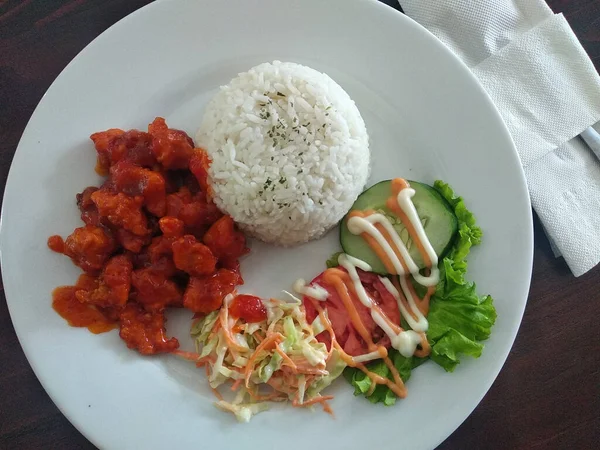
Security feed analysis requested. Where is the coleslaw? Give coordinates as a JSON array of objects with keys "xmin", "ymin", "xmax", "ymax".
[{"xmin": 190, "ymin": 293, "xmax": 346, "ymax": 422}]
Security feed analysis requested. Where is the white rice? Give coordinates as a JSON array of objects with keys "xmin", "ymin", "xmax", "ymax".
[{"xmin": 196, "ymin": 61, "xmax": 370, "ymax": 246}]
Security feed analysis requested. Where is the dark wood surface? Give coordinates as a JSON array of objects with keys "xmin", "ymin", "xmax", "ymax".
[{"xmin": 1, "ymin": 0, "xmax": 599, "ymax": 448}]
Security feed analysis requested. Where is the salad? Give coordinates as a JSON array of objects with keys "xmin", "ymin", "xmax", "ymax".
[
  {"xmin": 190, "ymin": 178, "xmax": 496, "ymax": 419},
  {"xmin": 191, "ymin": 293, "xmax": 345, "ymax": 421}
]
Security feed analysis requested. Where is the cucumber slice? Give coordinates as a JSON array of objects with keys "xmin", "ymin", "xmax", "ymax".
[{"xmin": 340, "ymin": 180, "xmax": 458, "ymax": 274}]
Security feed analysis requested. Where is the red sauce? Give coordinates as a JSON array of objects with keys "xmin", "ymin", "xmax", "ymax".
[
  {"xmin": 52, "ymin": 286, "xmax": 117, "ymax": 334},
  {"xmin": 48, "ymin": 117, "xmax": 249, "ymax": 355},
  {"xmin": 229, "ymin": 295, "xmax": 268, "ymax": 323},
  {"xmin": 47, "ymin": 235, "xmax": 65, "ymax": 253}
]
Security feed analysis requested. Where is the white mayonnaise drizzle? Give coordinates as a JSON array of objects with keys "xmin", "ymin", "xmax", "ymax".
[
  {"xmin": 346, "ymin": 187, "xmax": 439, "ymax": 286},
  {"xmin": 292, "ymin": 279, "xmax": 329, "ymax": 301},
  {"xmin": 352, "ymin": 350, "xmax": 384, "ymax": 364},
  {"xmin": 337, "ymin": 254, "xmax": 422, "ymax": 358},
  {"xmin": 379, "ymin": 276, "xmax": 428, "ymax": 332},
  {"xmin": 393, "ymin": 330, "xmax": 422, "ymax": 358}
]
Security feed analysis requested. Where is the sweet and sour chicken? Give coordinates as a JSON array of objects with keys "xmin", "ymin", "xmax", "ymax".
[{"xmin": 48, "ymin": 118, "xmax": 248, "ymax": 355}]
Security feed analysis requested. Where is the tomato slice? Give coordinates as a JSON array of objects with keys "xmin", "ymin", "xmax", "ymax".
[{"xmin": 303, "ymin": 268, "xmax": 401, "ymax": 357}]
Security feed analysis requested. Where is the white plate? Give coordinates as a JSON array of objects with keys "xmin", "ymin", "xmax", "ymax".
[{"xmin": 0, "ymin": 0, "xmax": 533, "ymax": 448}]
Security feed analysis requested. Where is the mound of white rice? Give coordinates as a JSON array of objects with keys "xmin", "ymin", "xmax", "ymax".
[{"xmin": 196, "ymin": 61, "xmax": 370, "ymax": 246}]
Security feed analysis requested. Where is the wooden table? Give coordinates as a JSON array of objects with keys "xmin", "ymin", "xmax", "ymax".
[{"xmin": 1, "ymin": 1, "xmax": 598, "ymax": 448}]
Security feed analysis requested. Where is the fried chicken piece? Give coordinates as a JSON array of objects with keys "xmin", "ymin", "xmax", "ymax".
[
  {"xmin": 76, "ymin": 255, "xmax": 132, "ymax": 308},
  {"xmin": 203, "ymin": 215, "xmax": 248, "ymax": 260},
  {"xmin": 183, "ymin": 269, "xmax": 241, "ymax": 313},
  {"xmin": 158, "ymin": 216, "xmax": 184, "ymax": 238},
  {"xmin": 189, "ymin": 149, "xmax": 212, "ymax": 194},
  {"xmin": 63, "ymin": 225, "xmax": 116, "ymax": 273},
  {"xmin": 171, "ymin": 235, "xmax": 217, "ymax": 277},
  {"xmin": 76, "ymin": 186, "xmax": 101, "ymax": 226},
  {"xmin": 166, "ymin": 187, "xmax": 222, "ymax": 232},
  {"xmin": 110, "ymin": 161, "xmax": 167, "ymax": 217},
  {"xmin": 119, "ymin": 303, "xmax": 179, "ymax": 355},
  {"xmin": 131, "ymin": 266, "xmax": 182, "ymax": 311},
  {"xmin": 91, "ymin": 190, "xmax": 148, "ymax": 236},
  {"xmin": 148, "ymin": 117, "xmax": 194, "ymax": 170},
  {"xmin": 91, "ymin": 129, "xmax": 155, "ymax": 174}
]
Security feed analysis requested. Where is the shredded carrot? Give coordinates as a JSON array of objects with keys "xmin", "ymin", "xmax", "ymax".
[
  {"xmin": 195, "ymin": 355, "xmax": 215, "ymax": 367},
  {"xmin": 266, "ymin": 377, "xmax": 285, "ymax": 391},
  {"xmin": 310, "ymin": 299, "xmax": 339, "ymax": 360},
  {"xmin": 285, "ymin": 365, "xmax": 328, "ymax": 376},
  {"xmin": 247, "ymin": 387, "xmax": 287, "ymax": 402},
  {"xmin": 219, "ymin": 311, "xmax": 248, "ymax": 353},
  {"xmin": 195, "ymin": 295, "xmax": 346, "ymax": 419},
  {"xmin": 322, "ymin": 400, "xmax": 334, "ymax": 416},
  {"xmin": 293, "ymin": 395, "xmax": 334, "ymax": 408},
  {"xmin": 172, "ymin": 350, "xmax": 201, "ymax": 361},
  {"xmin": 244, "ymin": 333, "xmax": 283, "ymax": 388},
  {"xmin": 275, "ymin": 345, "xmax": 297, "ymax": 370}
]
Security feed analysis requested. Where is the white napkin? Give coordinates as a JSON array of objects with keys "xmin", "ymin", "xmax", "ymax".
[{"xmin": 399, "ymin": 0, "xmax": 600, "ymax": 276}]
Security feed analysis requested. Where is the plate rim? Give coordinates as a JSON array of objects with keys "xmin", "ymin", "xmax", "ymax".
[{"xmin": 0, "ymin": 0, "xmax": 534, "ymax": 448}]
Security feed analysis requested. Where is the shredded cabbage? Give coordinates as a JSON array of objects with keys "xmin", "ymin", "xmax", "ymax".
[{"xmin": 191, "ymin": 296, "xmax": 346, "ymax": 422}]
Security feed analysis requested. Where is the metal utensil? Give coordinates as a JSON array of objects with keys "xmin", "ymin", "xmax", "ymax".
[{"xmin": 581, "ymin": 126, "xmax": 600, "ymax": 159}]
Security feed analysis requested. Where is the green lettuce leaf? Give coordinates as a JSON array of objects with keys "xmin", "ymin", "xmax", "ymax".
[
  {"xmin": 343, "ymin": 352, "xmax": 427, "ymax": 406},
  {"xmin": 428, "ymin": 181, "xmax": 496, "ymax": 372}
]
